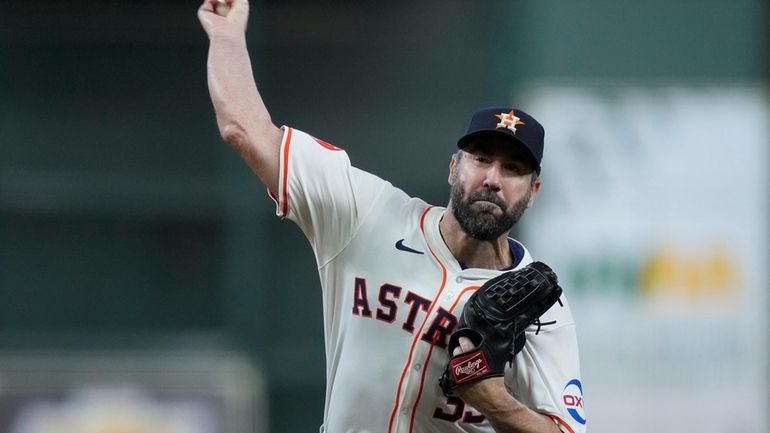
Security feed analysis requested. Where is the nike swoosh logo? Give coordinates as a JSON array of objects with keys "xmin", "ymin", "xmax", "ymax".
[{"xmin": 395, "ymin": 239, "xmax": 424, "ymax": 255}]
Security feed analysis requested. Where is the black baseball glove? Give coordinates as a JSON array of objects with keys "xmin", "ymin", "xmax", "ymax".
[{"xmin": 439, "ymin": 261, "xmax": 562, "ymax": 396}]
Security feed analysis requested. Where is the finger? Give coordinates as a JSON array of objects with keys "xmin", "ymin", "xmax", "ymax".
[
  {"xmin": 198, "ymin": 0, "xmax": 218, "ymax": 24},
  {"xmin": 232, "ymin": 0, "xmax": 249, "ymax": 11},
  {"xmin": 228, "ymin": 0, "xmax": 250, "ymax": 23},
  {"xmin": 215, "ymin": 2, "xmax": 230, "ymax": 17},
  {"xmin": 198, "ymin": 0, "xmax": 215, "ymax": 13},
  {"xmin": 452, "ymin": 336, "xmax": 475, "ymax": 356},
  {"xmin": 198, "ymin": 0, "xmax": 231, "ymax": 29}
]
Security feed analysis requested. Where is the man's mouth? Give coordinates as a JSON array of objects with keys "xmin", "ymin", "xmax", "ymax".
[{"xmin": 472, "ymin": 200, "xmax": 503, "ymax": 213}]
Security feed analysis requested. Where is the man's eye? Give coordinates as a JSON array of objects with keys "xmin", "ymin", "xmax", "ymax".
[
  {"xmin": 474, "ymin": 155, "xmax": 492, "ymax": 164},
  {"xmin": 504, "ymin": 164, "xmax": 522, "ymax": 173}
]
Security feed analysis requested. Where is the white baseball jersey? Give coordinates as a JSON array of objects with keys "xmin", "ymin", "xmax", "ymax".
[{"xmin": 269, "ymin": 127, "xmax": 586, "ymax": 433}]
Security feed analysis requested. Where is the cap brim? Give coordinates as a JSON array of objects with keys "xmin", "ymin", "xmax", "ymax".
[{"xmin": 457, "ymin": 130, "xmax": 540, "ymax": 173}]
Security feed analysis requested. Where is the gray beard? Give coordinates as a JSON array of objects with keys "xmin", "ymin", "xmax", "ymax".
[{"xmin": 450, "ymin": 183, "xmax": 531, "ymax": 241}]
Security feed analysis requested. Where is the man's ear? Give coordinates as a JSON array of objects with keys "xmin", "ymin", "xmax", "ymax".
[
  {"xmin": 448, "ymin": 154, "xmax": 458, "ymax": 185},
  {"xmin": 527, "ymin": 177, "xmax": 542, "ymax": 208}
]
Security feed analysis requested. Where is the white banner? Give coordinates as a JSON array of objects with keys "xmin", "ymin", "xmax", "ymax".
[
  {"xmin": 0, "ymin": 351, "xmax": 265, "ymax": 433},
  {"xmin": 522, "ymin": 86, "xmax": 768, "ymax": 433}
]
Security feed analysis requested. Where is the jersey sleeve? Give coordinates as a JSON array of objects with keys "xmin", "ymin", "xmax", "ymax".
[
  {"xmin": 269, "ymin": 126, "xmax": 390, "ymax": 265},
  {"xmin": 505, "ymin": 294, "xmax": 587, "ymax": 433}
]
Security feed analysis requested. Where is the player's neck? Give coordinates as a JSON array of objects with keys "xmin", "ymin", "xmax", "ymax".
[{"xmin": 439, "ymin": 211, "xmax": 512, "ymax": 270}]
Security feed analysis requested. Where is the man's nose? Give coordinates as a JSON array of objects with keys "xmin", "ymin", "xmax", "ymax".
[{"xmin": 482, "ymin": 164, "xmax": 503, "ymax": 191}]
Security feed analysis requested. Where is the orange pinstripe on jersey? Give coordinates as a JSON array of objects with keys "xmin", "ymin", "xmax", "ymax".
[
  {"xmin": 407, "ymin": 284, "xmax": 481, "ymax": 432},
  {"xmin": 407, "ymin": 329, "xmax": 440, "ymax": 432},
  {"xmin": 387, "ymin": 206, "xmax": 447, "ymax": 433},
  {"xmin": 448, "ymin": 286, "xmax": 481, "ymax": 314},
  {"xmin": 279, "ymin": 127, "xmax": 294, "ymax": 217},
  {"xmin": 549, "ymin": 414, "xmax": 576, "ymax": 433}
]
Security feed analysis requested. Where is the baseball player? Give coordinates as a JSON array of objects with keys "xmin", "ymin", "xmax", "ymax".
[{"xmin": 198, "ymin": 1, "xmax": 585, "ymax": 432}]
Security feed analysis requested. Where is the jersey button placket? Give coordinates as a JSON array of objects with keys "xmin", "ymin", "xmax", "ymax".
[{"xmin": 395, "ymin": 344, "xmax": 426, "ymax": 432}]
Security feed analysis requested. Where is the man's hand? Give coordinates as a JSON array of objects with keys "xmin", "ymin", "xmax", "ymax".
[
  {"xmin": 198, "ymin": 0, "xmax": 249, "ymax": 38},
  {"xmin": 453, "ymin": 336, "xmax": 473, "ymax": 354}
]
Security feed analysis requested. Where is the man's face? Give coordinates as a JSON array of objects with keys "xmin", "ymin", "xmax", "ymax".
[{"xmin": 448, "ymin": 141, "xmax": 541, "ymax": 241}]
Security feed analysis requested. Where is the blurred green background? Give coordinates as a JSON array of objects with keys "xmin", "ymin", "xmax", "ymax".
[{"xmin": 1, "ymin": 1, "xmax": 767, "ymax": 432}]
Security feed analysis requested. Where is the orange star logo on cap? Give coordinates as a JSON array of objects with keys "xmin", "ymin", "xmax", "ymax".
[{"xmin": 495, "ymin": 110, "xmax": 525, "ymax": 133}]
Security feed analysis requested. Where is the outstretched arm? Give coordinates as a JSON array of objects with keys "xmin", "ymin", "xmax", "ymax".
[{"xmin": 198, "ymin": 0, "xmax": 283, "ymax": 194}]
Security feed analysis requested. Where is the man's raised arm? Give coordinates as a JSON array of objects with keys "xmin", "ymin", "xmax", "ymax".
[{"xmin": 198, "ymin": 0, "xmax": 283, "ymax": 194}]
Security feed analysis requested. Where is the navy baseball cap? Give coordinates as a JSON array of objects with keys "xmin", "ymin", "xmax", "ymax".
[{"xmin": 457, "ymin": 106, "xmax": 545, "ymax": 174}]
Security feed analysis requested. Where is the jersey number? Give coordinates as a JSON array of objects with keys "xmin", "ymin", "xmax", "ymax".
[{"xmin": 433, "ymin": 396, "xmax": 485, "ymax": 424}]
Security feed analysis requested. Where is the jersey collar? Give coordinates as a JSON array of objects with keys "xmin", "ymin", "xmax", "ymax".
[{"xmin": 421, "ymin": 207, "xmax": 533, "ymax": 281}]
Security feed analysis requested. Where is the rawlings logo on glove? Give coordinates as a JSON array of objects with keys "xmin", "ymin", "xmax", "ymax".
[
  {"xmin": 450, "ymin": 352, "xmax": 490, "ymax": 385},
  {"xmin": 439, "ymin": 261, "xmax": 562, "ymax": 396}
]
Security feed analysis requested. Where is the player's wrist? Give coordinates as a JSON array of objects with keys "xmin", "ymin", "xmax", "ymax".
[
  {"xmin": 207, "ymin": 28, "xmax": 249, "ymax": 45},
  {"xmin": 455, "ymin": 378, "xmax": 513, "ymax": 413}
]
